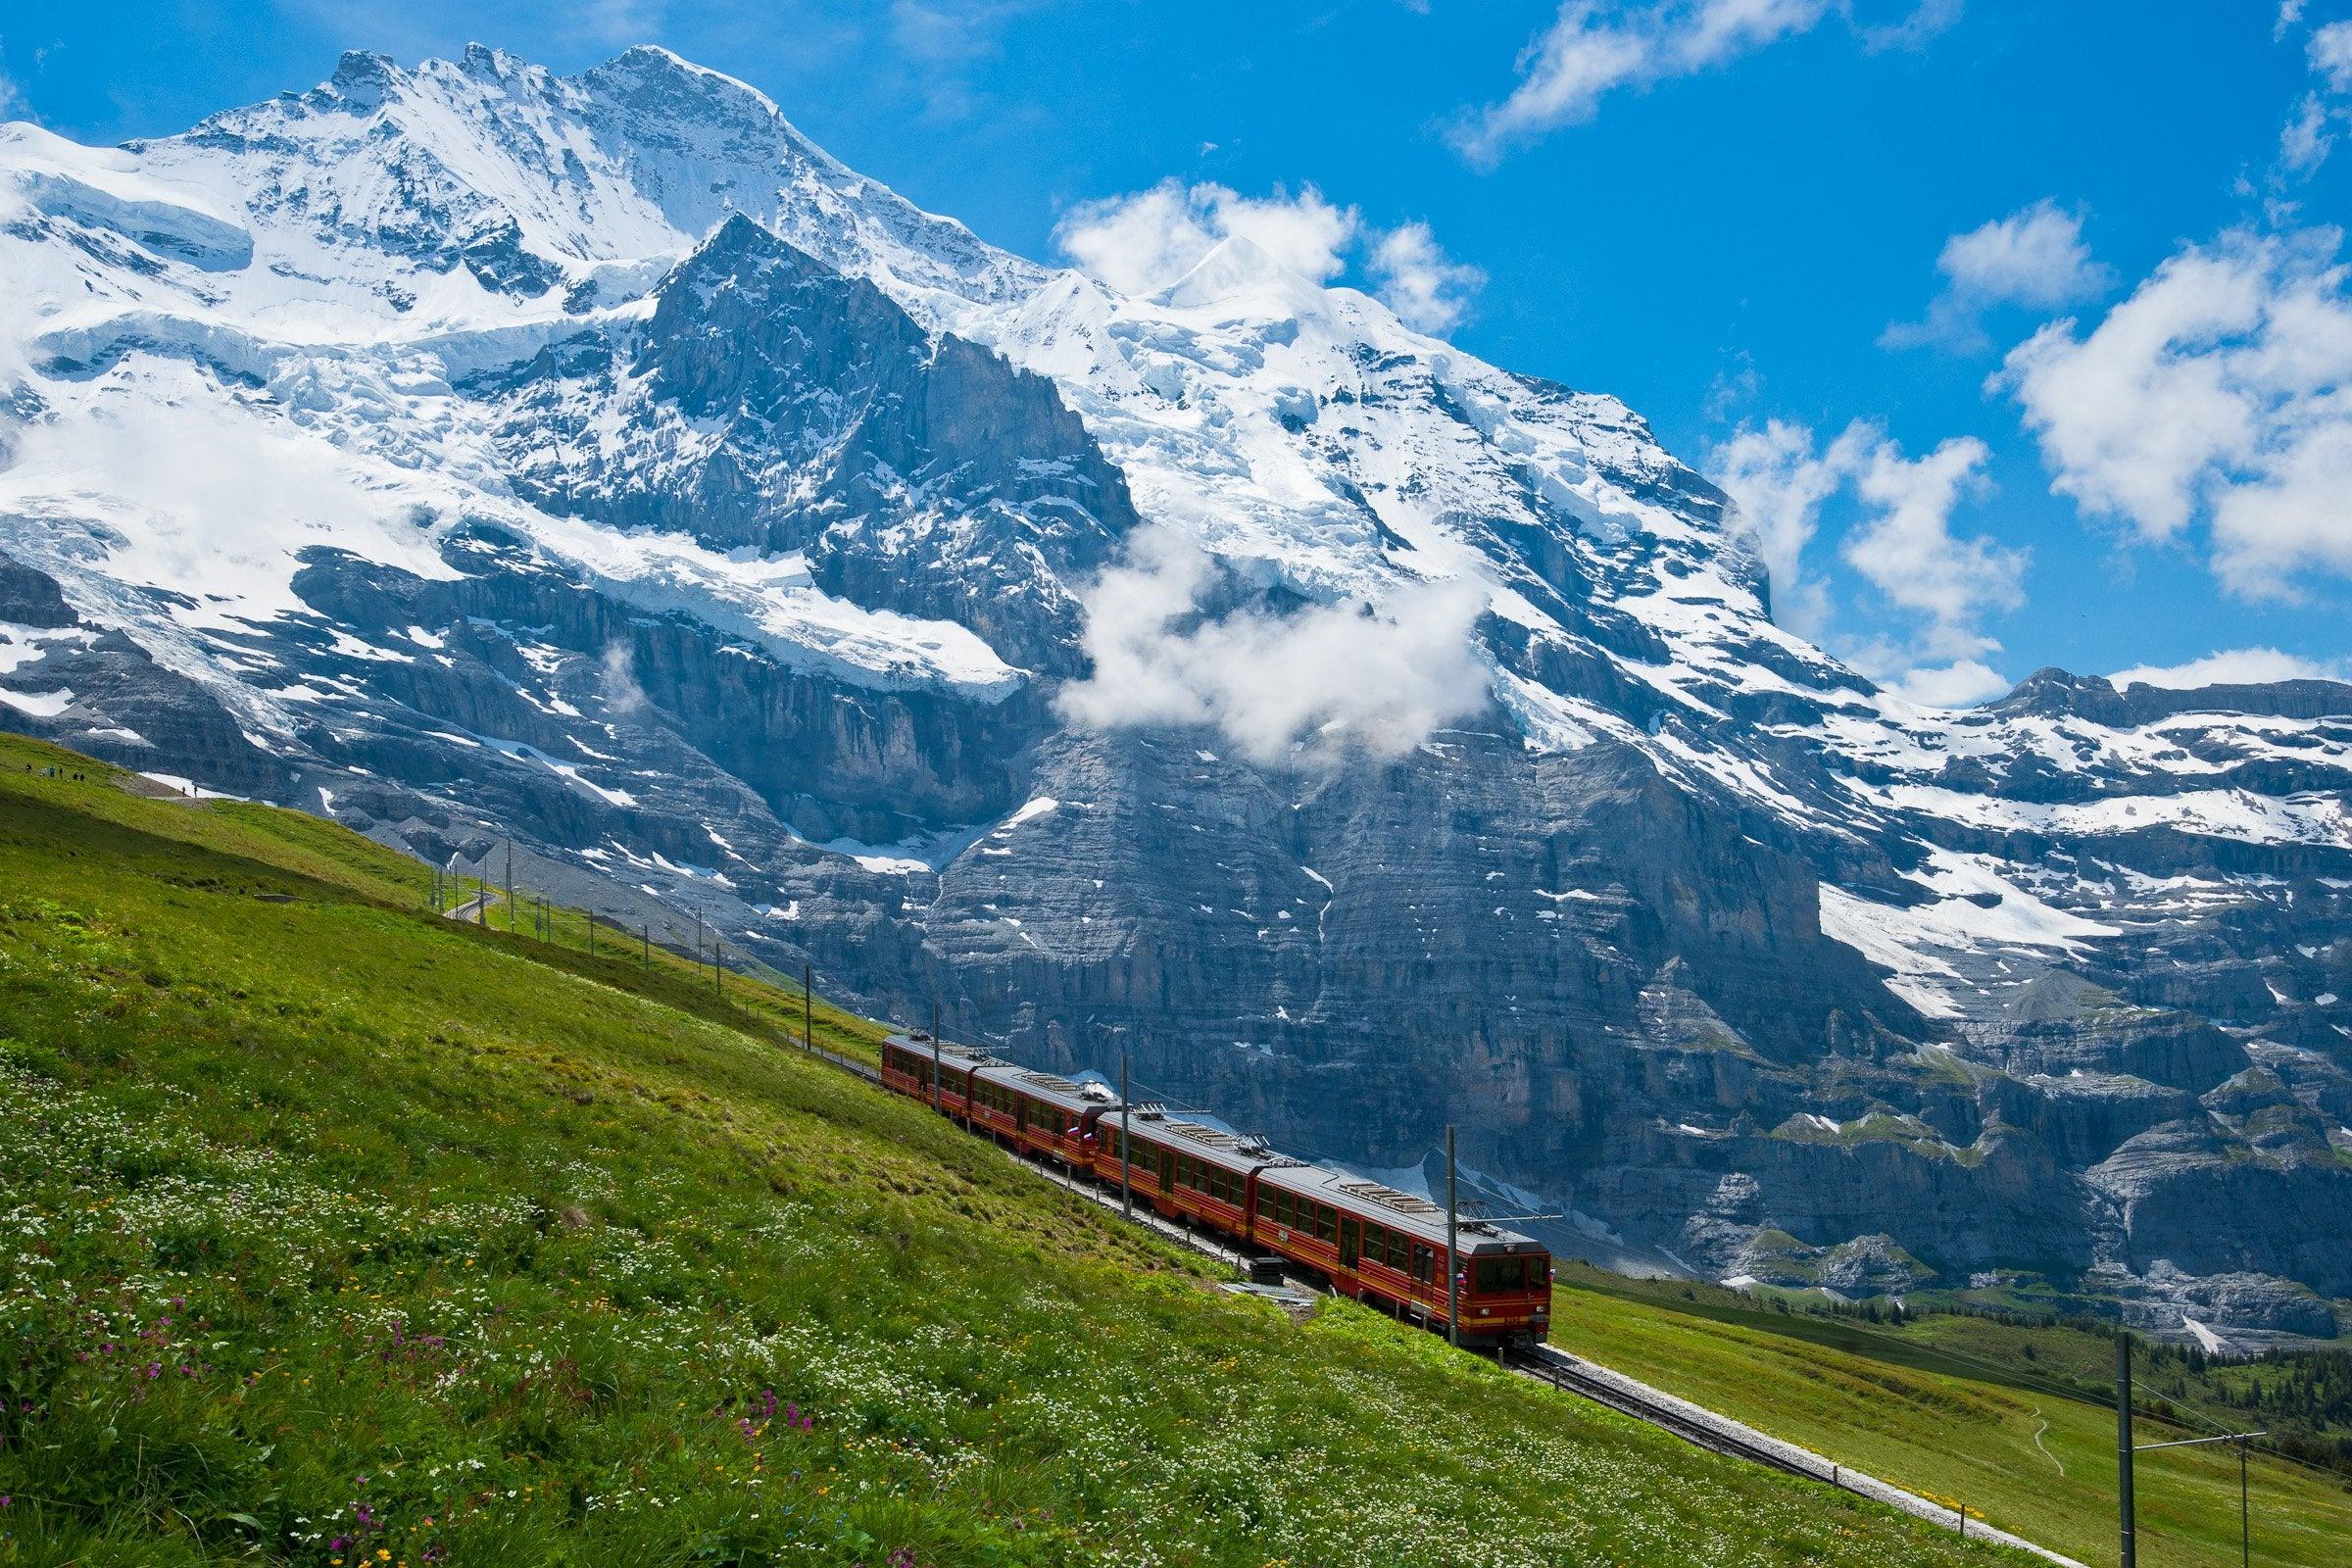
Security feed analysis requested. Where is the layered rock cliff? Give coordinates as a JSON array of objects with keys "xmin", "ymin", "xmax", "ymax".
[{"xmin": 3, "ymin": 44, "xmax": 2348, "ymax": 1344}]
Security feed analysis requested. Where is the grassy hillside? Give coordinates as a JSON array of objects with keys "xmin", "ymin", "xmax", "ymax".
[
  {"xmin": 1546, "ymin": 1266, "xmax": 2352, "ymax": 1568},
  {"xmin": 0, "ymin": 733, "xmax": 2027, "ymax": 1567}
]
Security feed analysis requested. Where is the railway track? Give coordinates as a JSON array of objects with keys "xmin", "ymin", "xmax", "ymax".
[
  {"xmin": 803, "ymin": 1038, "xmax": 2080, "ymax": 1564},
  {"xmin": 1504, "ymin": 1346, "xmax": 2082, "ymax": 1564},
  {"xmin": 1505, "ymin": 1347, "xmax": 1808, "ymax": 1474}
]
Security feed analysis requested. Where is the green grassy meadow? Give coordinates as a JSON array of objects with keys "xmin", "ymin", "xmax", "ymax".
[
  {"xmin": 0, "ymin": 733, "xmax": 2036, "ymax": 1567},
  {"xmin": 1545, "ymin": 1267, "xmax": 2352, "ymax": 1567}
]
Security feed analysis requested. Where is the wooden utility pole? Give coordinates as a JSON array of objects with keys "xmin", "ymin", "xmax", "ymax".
[
  {"xmin": 803, "ymin": 962, "xmax": 812, "ymax": 1053},
  {"xmin": 713, "ymin": 939, "xmax": 723, "ymax": 999},
  {"xmin": 587, "ymin": 910, "xmax": 596, "ymax": 957},
  {"xmin": 642, "ymin": 924, "xmax": 651, "ymax": 969},
  {"xmin": 1119, "ymin": 1044, "xmax": 1132, "ymax": 1220},
  {"xmin": 1446, "ymin": 1124, "xmax": 1460, "ymax": 1349},
  {"xmin": 504, "ymin": 842, "xmax": 514, "ymax": 934}
]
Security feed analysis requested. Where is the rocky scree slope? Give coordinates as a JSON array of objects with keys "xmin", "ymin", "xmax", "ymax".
[{"xmin": 1, "ymin": 44, "xmax": 2348, "ymax": 1341}]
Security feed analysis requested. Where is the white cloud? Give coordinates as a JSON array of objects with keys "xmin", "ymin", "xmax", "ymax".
[
  {"xmin": 1881, "ymin": 659, "xmax": 2010, "ymax": 707},
  {"xmin": 2110, "ymin": 647, "xmax": 2349, "ymax": 691},
  {"xmin": 1856, "ymin": 0, "xmax": 1962, "ymax": 52},
  {"xmin": 1055, "ymin": 181, "xmax": 1486, "ymax": 338},
  {"xmin": 2275, "ymin": 11, "xmax": 2352, "ymax": 179},
  {"xmin": 579, "ymin": 0, "xmax": 669, "ymax": 44},
  {"xmin": 2280, "ymin": 92, "xmax": 2336, "ymax": 176},
  {"xmin": 1709, "ymin": 417, "xmax": 2023, "ymax": 699},
  {"xmin": 1882, "ymin": 200, "xmax": 2111, "ymax": 351},
  {"xmin": 0, "ymin": 39, "xmax": 23, "ymax": 122},
  {"xmin": 600, "ymin": 641, "xmax": 651, "ymax": 717},
  {"xmin": 1367, "ymin": 221, "xmax": 1487, "ymax": 333},
  {"xmin": 1998, "ymin": 225, "xmax": 2352, "ymax": 598},
  {"xmin": 1708, "ymin": 416, "xmax": 1869, "ymax": 634},
  {"xmin": 1843, "ymin": 430, "xmax": 2023, "ymax": 662},
  {"xmin": 1938, "ymin": 201, "xmax": 2111, "ymax": 307},
  {"xmin": 889, "ymin": 0, "xmax": 1018, "ymax": 61},
  {"xmin": 1054, "ymin": 180, "xmax": 1359, "ymax": 297},
  {"xmin": 1452, "ymin": 0, "xmax": 1960, "ymax": 163},
  {"xmin": 2314, "ymin": 21, "xmax": 2352, "ymax": 92},
  {"xmin": 1054, "ymin": 523, "xmax": 1492, "ymax": 767}
]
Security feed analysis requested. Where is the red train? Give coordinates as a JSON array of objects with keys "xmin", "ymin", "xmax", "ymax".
[{"xmin": 881, "ymin": 1032, "xmax": 1553, "ymax": 1347}]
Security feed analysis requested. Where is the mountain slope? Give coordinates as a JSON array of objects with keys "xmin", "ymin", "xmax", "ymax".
[
  {"xmin": 1, "ymin": 45, "xmax": 2348, "ymax": 1340},
  {"xmin": 0, "ymin": 732, "xmax": 2026, "ymax": 1567}
]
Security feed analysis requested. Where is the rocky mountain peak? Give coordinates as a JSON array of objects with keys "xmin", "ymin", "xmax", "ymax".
[{"xmin": 2, "ymin": 44, "xmax": 2348, "ymax": 1344}]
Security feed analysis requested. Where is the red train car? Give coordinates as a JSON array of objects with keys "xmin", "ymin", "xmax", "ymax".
[
  {"xmin": 882, "ymin": 1032, "xmax": 1552, "ymax": 1348},
  {"xmin": 880, "ymin": 1033, "xmax": 1116, "ymax": 1168}
]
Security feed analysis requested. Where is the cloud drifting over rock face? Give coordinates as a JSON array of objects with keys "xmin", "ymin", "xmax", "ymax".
[
  {"xmin": 1708, "ymin": 416, "xmax": 1865, "ymax": 636},
  {"xmin": 1368, "ymin": 221, "xmax": 1488, "ymax": 333},
  {"xmin": 1053, "ymin": 181, "xmax": 1485, "ymax": 331},
  {"xmin": 1054, "ymin": 180, "xmax": 1359, "ymax": 296},
  {"xmin": 2110, "ymin": 646, "xmax": 2349, "ymax": 691},
  {"xmin": 1054, "ymin": 524, "xmax": 1493, "ymax": 767},
  {"xmin": 1998, "ymin": 226, "xmax": 2352, "ymax": 600},
  {"xmin": 1710, "ymin": 416, "xmax": 2025, "ymax": 707}
]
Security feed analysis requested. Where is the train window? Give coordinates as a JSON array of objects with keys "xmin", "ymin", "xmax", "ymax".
[
  {"xmin": 1474, "ymin": 1257, "xmax": 1533, "ymax": 1292},
  {"xmin": 1315, "ymin": 1205, "xmax": 1337, "ymax": 1243},
  {"xmin": 1410, "ymin": 1245, "xmax": 1434, "ymax": 1283}
]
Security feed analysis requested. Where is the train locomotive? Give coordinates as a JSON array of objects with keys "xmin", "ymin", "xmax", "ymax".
[{"xmin": 880, "ymin": 1031, "xmax": 1553, "ymax": 1348}]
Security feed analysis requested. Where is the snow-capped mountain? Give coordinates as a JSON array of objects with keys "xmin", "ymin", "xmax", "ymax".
[{"xmin": 4, "ymin": 45, "xmax": 2348, "ymax": 1343}]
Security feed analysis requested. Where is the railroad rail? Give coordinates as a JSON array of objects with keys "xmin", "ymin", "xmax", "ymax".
[
  {"xmin": 1505, "ymin": 1346, "xmax": 2083, "ymax": 1565},
  {"xmin": 805, "ymin": 1037, "xmax": 2078, "ymax": 1563}
]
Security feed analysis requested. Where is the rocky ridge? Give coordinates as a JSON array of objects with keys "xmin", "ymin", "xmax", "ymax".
[{"xmin": 2, "ymin": 46, "xmax": 2347, "ymax": 1344}]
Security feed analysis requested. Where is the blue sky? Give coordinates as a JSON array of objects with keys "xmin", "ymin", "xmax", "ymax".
[{"xmin": 5, "ymin": 1, "xmax": 2351, "ymax": 700}]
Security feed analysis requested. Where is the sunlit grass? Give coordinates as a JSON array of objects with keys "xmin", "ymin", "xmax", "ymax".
[
  {"xmin": 1546, "ymin": 1266, "xmax": 2352, "ymax": 1567},
  {"xmin": 0, "ymin": 733, "xmax": 2028, "ymax": 1566}
]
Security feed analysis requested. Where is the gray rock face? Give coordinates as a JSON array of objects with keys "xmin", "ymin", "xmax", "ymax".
[
  {"xmin": 3, "ymin": 44, "xmax": 2349, "ymax": 1344},
  {"xmin": 479, "ymin": 216, "xmax": 1136, "ymax": 671},
  {"xmin": 0, "ymin": 551, "xmax": 77, "ymax": 627}
]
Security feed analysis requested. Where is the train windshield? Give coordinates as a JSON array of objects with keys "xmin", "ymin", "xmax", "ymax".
[{"xmin": 1472, "ymin": 1255, "xmax": 1546, "ymax": 1293}]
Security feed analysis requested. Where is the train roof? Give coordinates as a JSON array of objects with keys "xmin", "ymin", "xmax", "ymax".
[
  {"xmin": 886, "ymin": 1033, "xmax": 1116, "ymax": 1116},
  {"xmin": 1257, "ymin": 1162, "xmax": 1544, "ymax": 1255},
  {"xmin": 885, "ymin": 1031, "xmax": 993, "ymax": 1070},
  {"xmin": 1116, "ymin": 1107, "xmax": 1302, "ymax": 1177},
  {"xmin": 970, "ymin": 1057, "xmax": 1116, "ymax": 1115}
]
